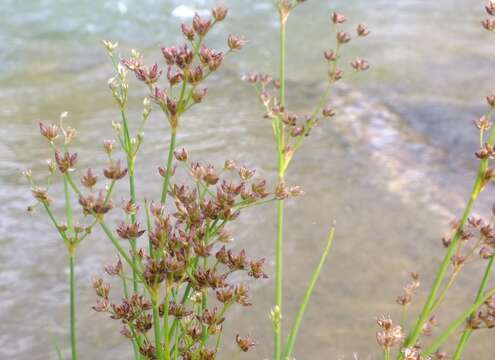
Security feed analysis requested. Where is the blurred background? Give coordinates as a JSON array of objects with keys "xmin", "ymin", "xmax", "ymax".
[{"xmin": 1, "ymin": 0, "xmax": 495, "ymax": 358}]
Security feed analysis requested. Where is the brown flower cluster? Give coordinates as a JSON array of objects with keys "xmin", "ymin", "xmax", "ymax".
[
  {"xmin": 121, "ymin": 6, "xmax": 243, "ymax": 131},
  {"xmin": 396, "ymin": 272, "xmax": 420, "ymax": 306},
  {"xmin": 376, "ymin": 315, "xmax": 404, "ymax": 349},
  {"xmin": 467, "ymin": 295, "xmax": 495, "ymax": 329},
  {"xmin": 442, "ymin": 214, "xmax": 495, "ymax": 268},
  {"xmin": 244, "ymin": 9, "xmax": 369, "ymax": 170},
  {"xmin": 90, "ymin": 153, "xmax": 298, "ymax": 359}
]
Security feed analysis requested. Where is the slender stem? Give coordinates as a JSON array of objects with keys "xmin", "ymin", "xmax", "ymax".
[
  {"xmin": 402, "ymin": 175, "xmax": 482, "ymax": 351},
  {"xmin": 274, "ymin": 11, "xmax": 288, "ymax": 360},
  {"xmin": 400, "ymin": 111, "xmax": 494, "ymax": 357},
  {"xmin": 452, "ymin": 255, "xmax": 495, "ymax": 360},
  {"xmin": 163, "ymin": 285, "xmax": 171, "ymax": 360},
  {"xmin": 283, "ymin": 227, "xmax": 335, "ymax": 358},
  {"xmin": 152, "ymin": 294, "xmax": 164, "ymax": 360},
  {"xmin": 161, "ymin": 130, "xmax": 177, "ymax": 204},
  {"xmin": 274, "ymin": 197, "xmax": 284, "ymax": 360},
  {"xmin": 423, "ymin": 287, "xmax": 495, "ymax": 357},
  {"xmin": 69, "ymin": 253, "xmax": 77, "ymax": 360},
  {"xmin": 128, "ymin": 164, "xmax": 139, "ymax": 294},
  {"xmin": 428, "ymin": 270, "xmax": 460, "ymax": 315},
  {"xmin": 279, "ymin": 18, "xmax": 287, "ymax": 108},
  {"xmin": 63, "ymin": 176, "xmax": 77, "ymax": 360},
  {"xmin": 120, "ymin": 107, "xmax": 139, "ymax": 295},
  {"xmin": 384, "ymin": 348, "xmax": 390, "ymax": 360}
]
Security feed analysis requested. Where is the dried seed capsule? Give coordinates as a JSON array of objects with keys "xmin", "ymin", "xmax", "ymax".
[
  {"xmin": 235, "ymin": 334, "xmax": 255, "ymax": 352},
  {"xmin": 331, "ymin": 12, "xmax": 346, "ymax": 24},
  {"xmin": 351, "ymin": 57, "xmax": 370, "ymax": 71},
  {"xmin": 212, "ymin": 5, "xmax": 228, "ymax": 21},
  {"xmin": 357, "ymin": 23, "xmax": 370, "ymax": 37},
  {"xmin": 39, "ymin": 122, "xmax": 59, "ymax": 142},
  {"xmin": 81, "ymin": 168, "xmax": 97, "ymax": 189},
  {"xmin": 227, "ymin": 34, "xmax": 245, "ymax": 51}
]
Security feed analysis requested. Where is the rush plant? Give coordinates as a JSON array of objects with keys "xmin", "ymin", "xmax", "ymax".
[{"xmin": 23, "ymin": 1, "xmax": 495, "ymax": 360}]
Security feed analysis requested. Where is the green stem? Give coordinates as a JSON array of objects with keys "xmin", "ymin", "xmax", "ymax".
[
  {"xmin": 69, "ymin": 253, "xmax": 77, "ymax": 360},
  {"xmin": 274, "ymin": 197, "xmax": 284, "ymax": 360},
  {"xmin": 452, "ymin": 256, "xmax": 495, "ymax": 360},
  {"xmin": 274, "ymin": 11, "xmax": 288, "ymax": 360},
  {"xmin": 163, "ymin": 285, "xmax": 171, "ymax": 360},
  {"xmin": 63, "ymin": 176, "xmax": 77, "ymax": 360},
  {"xmin": 152, "ymin": 294, "xmax": 164, "ymax": 360},
  {"xmin": 283, "ymin": 227, "xmax": 335, "ymax": 358},
  {"xmin": 279, "ymin": 18, "xmax": 287, "ymax": 108},
  {"xmin": 128, "ymin": 165, "xmax": 139, "ymax": 294},
  {"xmin": 423, "ymin": 288, "xmax": 495, "ymax": 357},
  {"xmin": 161, "ymin": 130, "xmax": 177, "ymax": 204},
  {"xmin": 402, "ymin": 163, "xmax": 485, "ymax": 352},
  {"xmin": 384, "ymin": 348, "xmax": 390, "ymax": 360}
]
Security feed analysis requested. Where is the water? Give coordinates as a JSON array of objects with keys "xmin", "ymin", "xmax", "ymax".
[{"xmin": 1, "ymin": 0, "xmax": 495, "ymax": 358}]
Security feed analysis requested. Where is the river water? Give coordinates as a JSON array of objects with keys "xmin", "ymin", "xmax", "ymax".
[{"xmin": 1, "ymin": 0, "xmax": 495, "ymax": 359}]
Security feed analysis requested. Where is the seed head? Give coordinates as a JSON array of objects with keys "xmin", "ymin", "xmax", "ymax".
[
  {"xmin": 192, "ymin": 88, "xmax": 208, "ymax": 103},
  {"xmin": 227, "ymin": 34, "xmax": 245, "ymax": 51},
  {"xmin": 357, "ymin": 23, "xmax": 370, "ymax": 37},
  {"xmin": 238, "ymin": 166, "xmax": 256, "ymax": 180},
  {"xmin": 54, "ymin": 150, "xmax": 78, "ymax": 173},
  {"xmin": 376, "ymin": 315, "xmax": 404, "ymax": 349},
  {"xmin": 322, "ymin": 105, "xmax": 336, "ymax": 117},
  {"xmin": 181, "ymin": 23, "xmax": 195, "ymax": 40},
  {"xmin": 337, "ymin": 31, "xmax": 351, "ymax": 44},
  {"xmin": 39, "ymin": 122, "xmax": 59, "ymax": 142},
  {"xmin": 192, "ymin": 13, "xmax": 212, "ymax": 37},
  {"xmin": 474, "ymin": 115, "xmax": 492, "ymax": 130},
  {"xmin": 212, "ymin": 5, "xmax": 228, "ymax": 22},
  {"xmin": 487, "ymin": 1, "xmax": 495, "ymax": 16},
  {"xmin": 81, "ymin": 168, "xmax": 98, "ymax": 189},
  {"xmin": 224, "ymin": 159, "xmax": 237, "ymax": 171},
  {"xmin": 235, "ymin": 334, "xmax": 255, "ymax": 352},
  {"xmin": 104, "ymin": 160, "xmax": 128, "ymax": 180},
  {"xmin": 103, "ymin": 139, "xmax": 115, "ymax": 154},
  {"xmin": 351, "ymin": 57, "xmax": 370, "ymax": 71},
  {"xmin": 324, "ymin": 50, "xmax": 337, "ymax": 61},
  {"xmin": 32, "ymin": 187, "xmax": 52, "ymax": 205},
  {"xmin": 331, "ymin": 12, "xmax": 347, "ymax": 24},
  {"xmin": 482, "ymin": 18, "xmax": 495, "ymax": 31},
  {"xmin": 174, "ymin": 148, "xmax": 188, "ymax": 162}
]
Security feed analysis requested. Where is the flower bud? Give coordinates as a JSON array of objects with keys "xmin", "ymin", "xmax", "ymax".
[
  {"xmin": 174, "ymin": 148, "xmax": 188, "ymax": 162},
  {"xmin": 331, "ymin": 12, "xmax": 346, "ymax": 24},
  {"xmin": 482, "ymin": 18, "xmax": 495, "ymax": 31},
  {"xmin": 224, "ymin": 159, "xmax": 237, "ymax": 171},
  {"xmin": 322, "ymin": 105, "xmax": 336, "ymax": 117},
  {"xmin": 324, "ymin": 50, "xmax": 337, "ymax": 61},
  {"xmin": 351, "ymin": 57, "xmax": 370, "ymax": 71},
  {"xmin": 212, "ymin": 5, "xmax": 228, "ymax": 21},
  {"xmin": 39, "ymin": 122, "xmax": 59, "ymax": 142},
  {"xmin": 181, "ymin": 23, "xmax": 195, "ymax": 40},
  {"xmin": 192, "ymin": 88, "xmax": 208, "ymax": 103},
  {"xmin": 103, "ymin": 139, "xmax": 115, "ymax": 154},
  {"xmin": 357, "ymin": 23, "xmax": 370, "ymax": 37},
  {"xmin": 337, "ymin": 31, "xmax": 351, "ymax": 44},
  {"xmin": 227, "ymin": 34, "xmax": 245, "ymax": 51},
  {"xmin": 81, "ymin": 168, "xmax": 98, "ymax": 189},
  {"xmin": 102, "ymin": 40, "xmax": 118, "ymax": 53}
]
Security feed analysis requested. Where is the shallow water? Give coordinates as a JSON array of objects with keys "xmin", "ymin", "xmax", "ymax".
[{"xmin": 1, "ymin": 0, "xmax": 495, "ymax": 359}]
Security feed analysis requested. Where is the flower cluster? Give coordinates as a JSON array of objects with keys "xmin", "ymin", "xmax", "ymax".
[
  {"xmin": 244, "ymin": 9, "xmax": 369, "ymax": 170},
  {"xmin": 120, "ymin": 6, "xmax": 243, "ymax": 131},
  {"xmin": 88, "ymin": 151, "xmax": 301, "ymax": 359},
  {"xmin": 468, "ymin": 295, "xmax": 495, "ymax": 329}
]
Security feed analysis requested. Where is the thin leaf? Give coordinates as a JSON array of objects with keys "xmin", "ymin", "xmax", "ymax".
[{"xmin": 283, "ymin": 226, "xmax": 336, "ymax": 358}]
